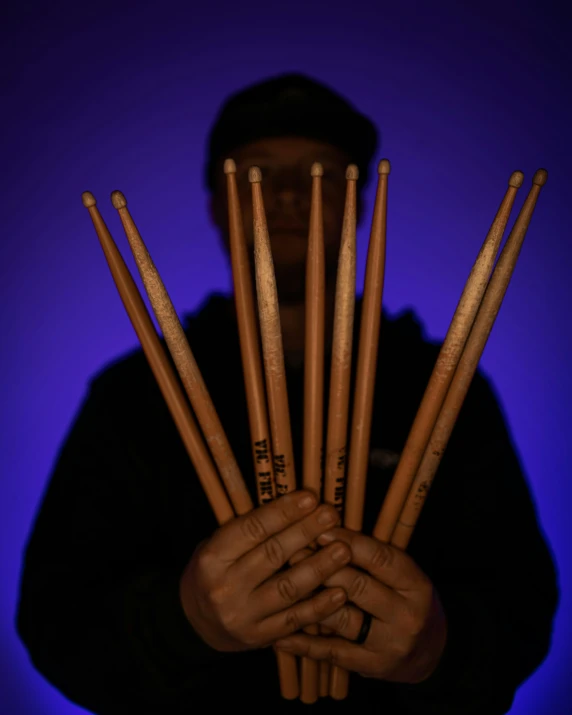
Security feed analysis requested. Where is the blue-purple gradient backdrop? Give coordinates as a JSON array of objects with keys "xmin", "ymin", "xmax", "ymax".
[{"xmin": 2, "ymin": 1, "xmax": 570, "ymax": 712}]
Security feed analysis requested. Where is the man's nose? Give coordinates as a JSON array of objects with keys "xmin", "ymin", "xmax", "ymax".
[{"xmin": 270, "ymin": 169, "xmax": 310, "ymax": 209}]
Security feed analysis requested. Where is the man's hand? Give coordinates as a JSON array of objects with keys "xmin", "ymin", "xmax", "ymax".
[
  {"xmin": 274, "ymin": 528, "xmax": 448, "ymax": 684},
  {"xmin": 179, "ymin": 492, "xmax": 352, "ymax": 652}
]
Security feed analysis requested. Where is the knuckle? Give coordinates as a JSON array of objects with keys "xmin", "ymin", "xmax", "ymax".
[
  {"xmin": 206, "ymin": 584, "xmax": 230, "ymax": 608},
  {"xmin": 370, "ymin": 544, "xmax": 392, "ymax": 570},
  {"xmin": 276, "ymin": 576, "xmax": 299, "ymax": 604},
  {"xmin": 240, "ymin": 514, "xmax": 268, "ymax": 543},
  {"xmin": 195, "ymin": 545, "xmax": 218, "ymax": 574},
  {"xmin": 310, "ymin": 556, "xmax": 328, "ymax": 583},
  {"xmin": 336, "ymin": 606, "xmax": 352, "ymax": 632},
  {"xmin": 404, "ymin": 606, "xmax": 425, "ymax": 636},
  {"xmin": 263, "ymin": 535, "xmax": 285, "ymax": 568},
  {"xmin": 285, "ymin": 608, "xmax": 301, "ymax": 633},
  {"xmin": 348, "ymin": 573, "xmax": 368, "ymax": 600},
  {"xmin": 328, "ymin": 645, "xmax": 341, "ymax": 666}
]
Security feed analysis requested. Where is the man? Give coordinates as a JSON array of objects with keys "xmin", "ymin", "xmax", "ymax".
[{"xmin": 17, "ymin": 74, "xmax": 558, "ymax": 714}]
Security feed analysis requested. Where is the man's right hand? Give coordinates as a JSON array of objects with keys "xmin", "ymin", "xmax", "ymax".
[{"xmin": 179, "ymin": 490, "xmax": 351, "ymax": 652}]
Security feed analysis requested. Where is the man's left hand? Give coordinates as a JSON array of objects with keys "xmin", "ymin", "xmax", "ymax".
[{"xmin": 274, "ymin": 528, "xmax": 448, "ymax": 684}]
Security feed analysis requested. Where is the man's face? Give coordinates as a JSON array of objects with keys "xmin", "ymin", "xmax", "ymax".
[{"xmin": 210, "ymin": 136, "xmax": 355, "ymax": 304}]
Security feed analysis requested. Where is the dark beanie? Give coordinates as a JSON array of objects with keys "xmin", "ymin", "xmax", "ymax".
[{"xmin": 204, "ymin": 73, "xmax": 378, "ymax": 192}]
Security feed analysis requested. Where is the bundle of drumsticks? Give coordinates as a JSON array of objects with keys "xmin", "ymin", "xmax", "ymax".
[{"xmin": 82, "ymin": 158, "xmax": 547, "ymax": 703}]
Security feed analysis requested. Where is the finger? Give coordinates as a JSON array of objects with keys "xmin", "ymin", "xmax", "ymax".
[
  {"xmin": 233, "ymin": 503, "xmax": 341, "ymax": 587},
  {"xmin": 254, "ymin": 541, "xmax": 352, "ymax": 617},
  {"xmin": 317, "ymin": 528, "xmax": 431, "ymax": 593},
  {"xmin": 323, "ymin": 564, "xmax": 403, "ymax": 623},
  {"xmin": 206, "ymin": 490, "xmax": 319, "ymax": 564},
  {"xmin": 273, "ymin": 633, "xmax": 374, "ymax": 675},
  {"xmin": 259, "ymin": 588, "xmax": 348, "ymax": 644},
  {"xmin": 318, "ymin": 604, "xmax": 374, "ymax": 643}
]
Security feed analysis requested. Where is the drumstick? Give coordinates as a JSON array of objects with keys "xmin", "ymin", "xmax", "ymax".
[
  {"xmin": 110, "ymin": 191, "xmax": 254, "ymax": 516},
  {"xmin": 374, "ymin": 170, "xmax": 525, "ymax": 542},
  {"xmin": 389, "ymin": 168, "xmax": 547, "ymax": 549},
  {"xmin": 249, "ymin": 166, "xmax": 299, "ymax": 699},
  {"xmin": 81, "ymin": 192, "xmax": 234, "ymax": 525},
  {"xmin": 324, "ymin": 165, "xmax": 360, "ymax": 510},
  {"xmin": 330, "ymin": 159, "xmax": 390, "ymax": 700},
  {"xmin": 224, "ymin": 159, "xmax": 276, "ymax": 505},
  {"xmin": 322, "ymin": 165, "xmax": 359, "ymax": 697},
  {"xmin": 343, "ymin": 159, "xmax": 390, "ymax": 532},
  {"xmin": 299, "ymin": 163, "xmax": 325, "ymax": 704},
  {"xmin": 224, "ymin": 158, "xmax": 300, "ymax": 696}
]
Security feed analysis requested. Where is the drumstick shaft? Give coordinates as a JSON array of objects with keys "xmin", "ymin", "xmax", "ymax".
[
  {"xmin": 249, "ymin": 170, "xmax": 297, "ymax": 496},
  {"xmin": 389, "ymin": 169, "xmax": 548, "ymax": 550},
  {"xmin": 81, "ymin": 193, "xmax": 234, "ymax": 525},
  {"xmin": 324, "ymin": 166, "xmax": 359, "ymax": 513},
  {"xmin": 374, "ymin": 171, "xmax": 525, "ymax": 542},
  {"xmin": 249, "ymin": 167, "xmax": 299, "ymax": 699},
  {"xmin": 300, "ymin": 164, "xmax": 326, "ymax": 704},
  {"xmin": 110, "ymin": 192, "xmax": 254, "ymax": 516},
  {"xmin": 225, "ymin": 160, "xmax": 276, "ymax": 505},
  {"xmin": 323, "ymin": 166, "xmax": 359, "ymax": 697},
  {"xmin": 330, "ymin": 160, "xmax": 390, "ymax": 702},
  {"xmin": 343, "ymin": 160, "xmax": 390, "ymax": 533}
]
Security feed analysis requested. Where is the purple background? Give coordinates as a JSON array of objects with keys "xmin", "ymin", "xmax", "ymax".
[{"xmin": 2, "ymin": 1, "xmax": 570, "ymax": 712}]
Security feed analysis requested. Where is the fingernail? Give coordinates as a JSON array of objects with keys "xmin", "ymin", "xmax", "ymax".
[
  {"xmin": 317, "ymin": 506, "xmax": 337, "ymax": 525},
  {"xmin": 317, "ymin": 531, "xmax": 335, "ymax": 544},
  {"xmin": 331, "ymin": 544, "xmax": 349, "ymax": 562},
  {"xmin": 298, "ymin": 494, "xmax": 316, "ymax": 510},
  {"xmin": 275, "ymin": 639, "xmax": 293, "ymax": 650},
  {"xmin": 331, "ymin": 590, "xmax": 346, "ymax": 604}
]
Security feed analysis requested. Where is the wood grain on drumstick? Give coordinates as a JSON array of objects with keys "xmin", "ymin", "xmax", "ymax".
[
  {"xmin": 299, "ymin": 163, "xmax": 325, "ymax": 704},
  {"xmin": 343, "ymin": 160, "xmax": 390, "ymax": 532},
  {"xmin": 322, "ymin": 165, "xmax": 359, "ymax": 698},
  {"xmin": 110, "ymin": 191, "xmax": 253, "ymax": 516},
  {"xmin": 324, "ymin": 165, "xmax": 359, "ymax": 512},
  {"xmin": 225, "ymin": 159, "xmax": 295, "ymax": 697},
  {"xmin": 249, "ymin": 168, "xmax": 297, "ymax": 496},
  {"xmin": 81, "ymin": 192, "xmax": 234, "ymax": 525},
  {"xmin": 374, "ymin": 170, "xmax": 525, "ymax": 542},
  {"xmin": 330, "ymin": 159, "xmax": 390, "ymax": 701},
  {"xmin": 225, "ymin": 159, "xmax": 276, "ymax": 505},
  {"xmin": 249, "ymin": 166, "xmax": 299, "ymax": 699},
  {"xmin": 389, "ymin": 169, "xmax": 547, "ymax": 550}
]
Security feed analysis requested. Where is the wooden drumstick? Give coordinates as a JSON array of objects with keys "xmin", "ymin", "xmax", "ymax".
[
  {"xmin": 330, "ymin": 159, "xmax": 390, "ymax": 700},
  {"xmin": 299, "ymin": 163, "xmax": 325, "ymax": 704},
  {"xmin": 249, "ymin": 166, "xmax": 299, "ymax": 699},
  {"xmin": 225, "ymin": 159, "xmax": 276, "ymax": 505},
  {"xmin": 374, "ymin": 170, "xmax": 525, "ymax": 542},
  {"xmin": 248, "ymin": 168, "xmax": 297, "ymax": 496},
  {"xmin": 81, "ymin": 192, "xmax": 234, "ymax": 525},
  {"xmin": 389, "ymin": 169, "xmax": 548, "ymax": 549},
  {"xmin": 322, "ymin": 165, "xmax": 359, "ymax": 697},
  {"xmin": 343, "ymin": 159, "xmax": 390, "ymax": 534},
  {"xmin": 324, "ymin": 165, "xmax": 359, "ymax": 512},
  {"xmin": 110, "ymin": 191, "xmax": 254, "ymax": 516}
]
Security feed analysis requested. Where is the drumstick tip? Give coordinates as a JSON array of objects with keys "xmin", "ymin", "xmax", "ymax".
[
  {"xmin": 346, "ymin": 164, "xmax": 359, "ymax": 181},
  {"xmin": 110, "ymin": 190, "xmax": 127, "ymax": 209},
  {"xmin": 311, "ymin": 162, "xmax": 323, "ymax": 177},
  {"xmin": 533, "ymin": 169, "xmax": 548, "ymax": 186},
  {"xmin": 378, "ymin": 159, "xmax": 391, "ymax": 175},
  {"xmin": 81, "ymin": 191, "xmax": 96, "ymax": 208},
  {"xmin": 249, "ymin": 166, "xmax": 262, "ymax": 183},
  {"xmin": 509, "ymin": 171, "xmax": 524, "ymax": 188},
  {"xmin": 224, "ymin": 158, "xmax": 237, "ymax": 174}
]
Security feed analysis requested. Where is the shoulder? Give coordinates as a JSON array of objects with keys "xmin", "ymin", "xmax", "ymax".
[
  {"xmin": 382, "ymin": 305, "xmax": 507, "ymax": 426},
  {"xmin": 87, "ymin": 292, "xmax": 233, "ymax": 408}
]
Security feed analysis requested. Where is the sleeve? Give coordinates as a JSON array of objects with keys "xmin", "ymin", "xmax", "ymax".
[
  {"xmin": 390, "ymin": 373, "xmax": 559, "ymax": 714},
  {"xmin": 16, "ymin": 371, "xmax": 229, "ymax": 714}
]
